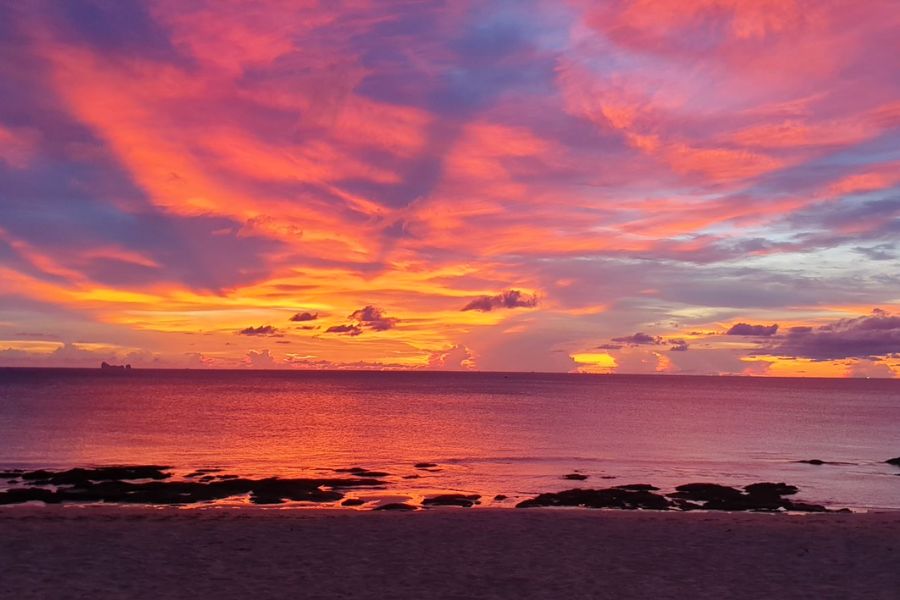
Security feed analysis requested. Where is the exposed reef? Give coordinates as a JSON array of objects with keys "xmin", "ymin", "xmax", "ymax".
[
  {"xmin": 422, "ymin": 494, "xmax": 481, "ymax": 508},
  {"xmin": 0, "ymin": 466, "xmax": 384, "ymax": 506},
  {"xmin": 0, "ymin": 466, "xmax": 852, "ymax": 512},
  {"xmin": 516, "ymin": 482, "xmax": 839, "ymax": 512}
]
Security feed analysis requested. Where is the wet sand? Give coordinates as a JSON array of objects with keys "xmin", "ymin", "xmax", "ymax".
[{"xmin": 1, "ymin": 507, "xmax": 898, "ymax": 599}]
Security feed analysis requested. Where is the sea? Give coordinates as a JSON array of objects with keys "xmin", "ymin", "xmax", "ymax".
[{"xmin": 1, "ymin": 368, "xmax": 898, "ymax": 510}]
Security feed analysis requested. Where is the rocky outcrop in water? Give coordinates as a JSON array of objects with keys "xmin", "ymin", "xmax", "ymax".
[
  {"xmin": 0, "ymin": 470, "xmax": 384, "ymax": 506},
  {"xmin": 886, "ymin": 457, "xmax": 900, "ymax": 466},
  {"xmin": 516, "ymin": 487, "xmax": 670, "ymax": 510},
  {"xmin": 374, "ymin": 503, "xmax": 416, "ymax": 511},
  {"xmin": 0, "ymin": 465, "xmax": 846, "ymax": 512},
  {"xmin": 422, "ymin": 494, "xmax": 480, "ymax": 507},
  {"xmin": 14, "ymin": 466, "xmax": 171, "ymax": 485},
  {"xmin": 515, "ymin": 481, "xmax": 835, "ymax": 512},
  {"xmin": 334, "ymin": 467, "xmax": 391, "ymax": 477},
  {"xmin": 669, "ymin": 482, "xmax": 828, "ymax": 512}
]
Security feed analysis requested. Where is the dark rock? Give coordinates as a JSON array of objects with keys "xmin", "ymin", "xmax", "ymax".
[
  {"xmin": 334, "ymin": 467, "xmax": 390, "ymax": 477},
  {"xmin": 782, "ymin": 500, "xmax": 828, "ymax": 513},
  {"xmin": 516, "ymin": 488, "xmax": 670, "ymax": 510},
  {"xmin": 16, "ymin": 470, "xmax": 54, "ymax": 481},
  {"xmin": 185, "ymin": 468, "xmax": 223, "ymax": 478},
  {"xmin": 600, "ymin": 476, "xmax": 617, "ymax": 479},
  {"xmin": 744, "ymin": 482, "xmax": 798, "ymax": 497},
  {"xmin": 670, "ymin": 498, "xmax": 704, "ymax": 511},
  {"xmin": 671, "ymin": 481, "xmax": 807, "ymax": 512},
  {"xmin": 669, "ymin": 483, "xmax": 744, "ymax": 503},
  {"xmin": 493, "ymin": 494, "xmax": 508, "ymax": 501},
  {"xmin": 614, "ymin": 484, "xmax": 659, "ymax": 491},
  {"xmin": 0, "ymin": 470, "xmax": 23, "ymax": 478},
  {"xmin": 341, "ymin": 498, "xmax": 366, "ymax": 507},
  {"xmin": 422, "ymin": 494, "xmax": 481, "ymax": 508},
  {"xmin": 217, "ymin": 475, "xmax": 238, "ymax": 480},
  {"xmin": 355, "ymin": 471, "xmax": 390, "ymax": 478},
  {"xmin": 401, "ymin": 475, "xmax": 420, "ymax": 479},
  {"xmin": 198, "ymin": 475, "xmax": 215, "ymax": 482},
  {"xmin": 703, "ymin": 495, "xmax": 783, "ymax": 511},
  {"xmin": 0, "ymin": 488, "xmax": 61, "ymax": 505},
  {"xmin": 886, "ymin": 457, "xmax": 900, "ymax": 466},
  {"xmin": 564, "ymin": 473, "xmax": 588, "ymax": 481},
  {"xmin": 19, "ymin": 466, "xmax": 171, "ymax": 486},
  {"xmin": 414, "ymin": 463, "xmax": 438, "ymax": 469},
  {"xmin": 249, "ymin": 492, "xmax": 285, "ymax": 505},
  {"xmin": 3, "ymin": 474, "xmax": 379, "ymax": 505},
  {"xmin": 374, "ymin": 503, "xmax": 416, "ymax": 511}
]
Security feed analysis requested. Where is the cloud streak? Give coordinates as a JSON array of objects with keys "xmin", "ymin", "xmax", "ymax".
[{"xmin": 462, "ymin": 290, "xmax": 538, "ymax": 312}]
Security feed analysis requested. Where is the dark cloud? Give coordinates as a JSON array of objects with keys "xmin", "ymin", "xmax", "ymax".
[
  {"xmin": 326, "ymin": 305, "xmax": 398, "ymax": 336},
  {"xmin": 789, "ymin": 197, "xmax": 900, "ymax": 233},
  {"xmin": 596, "ymin": 343, "xmax": 623, "ymax": 350},
  {"xmin": 349, "ymin": 305, "xmax": 399, "ymax": 331},
  {"xmin": 726, "ymin": 323, "xmax": 779, "ymax": 336},
  {"xmin": 325, "ymin": 324, "xmax": 363, "ymax": 336},
  {"xmin": 756, "ymin": 310, "xmax": 900, "ymax": 360},
  {"xmin": 854, "ymin": 243, "xmax": 896, "ymax": 261},
  {"xmin": 669, "ymin": 338, "xmax": 689, "ymax": 352},
  {"xmin": 611, "ymin": 332, "xmax": 663, "ymax": 345},
  {"xmin": 461, "ymin": 289, "xmax": 538, "ymax": 312},
  {"xmin": 289, "ymin": 312, "xmax": 318, "ymax": 322},
  {"xmin": 238, "ymin": 325, "xmax": 280, "ymax": 336}
]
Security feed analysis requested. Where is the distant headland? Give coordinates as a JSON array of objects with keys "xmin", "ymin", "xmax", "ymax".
[{"xmin": 100, "ymin": 362, "xmax": 131, "ymax": 370}]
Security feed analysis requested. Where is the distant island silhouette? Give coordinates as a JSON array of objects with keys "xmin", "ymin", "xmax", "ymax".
[{"xmin": 100, "ymin": 362, "xmax": 131, "ymax": 370}]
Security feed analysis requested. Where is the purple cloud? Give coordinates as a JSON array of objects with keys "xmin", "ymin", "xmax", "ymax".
[
  {"xmin": 726, "ymin": 323, "xmax": 779, "ymax": 336},
  {"xmin": 326, "ymin": 305, "xmax": 398, "ymax": 336},
  {"xmin": 349, "ymin": 305, "xmax": 399, "ymax": 331},
  {"xmin": 462, "ymin": 289, "xmax": 538, "ymax": 312},
  {"xmin": 289, "ymin": 312, "xmax": 318, "ymax": 322},
  {"xmin": 238, "ymin": 325, "xmax": 279, "ymax": 336},
  {"xmin": 325, "ymin": 324, "xmax": 363, "ymax": 336},
  {"xmin": 611, "ymin": 332, "xmax": 663, "ymax": 346},
  {"xmin": 756, "ymin": 310, "xmax": 900, "ymax": 360},
  {"xmin": 669, "ymin": 338, "xmax": 689, "ymax": 352}
]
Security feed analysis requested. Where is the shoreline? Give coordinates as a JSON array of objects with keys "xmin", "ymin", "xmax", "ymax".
[{"xmin": 2, "ymin": 507, "xmax": 898, "ymax": 599}]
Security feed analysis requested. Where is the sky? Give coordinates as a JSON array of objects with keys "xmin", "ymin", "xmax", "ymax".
[{"xmin": 0, "ymin": 0, "xmax": 899, "ymax": 376}]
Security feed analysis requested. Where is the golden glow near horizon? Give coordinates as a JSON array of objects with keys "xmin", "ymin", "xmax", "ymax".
[{"xmin": 0, "ymin": 1, "xmax": 899, "ymax": 376}]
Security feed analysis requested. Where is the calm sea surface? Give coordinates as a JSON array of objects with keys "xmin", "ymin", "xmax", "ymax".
[{"xmin": 1, "ymin": 369, "xmax": 898, "ymax": 510}]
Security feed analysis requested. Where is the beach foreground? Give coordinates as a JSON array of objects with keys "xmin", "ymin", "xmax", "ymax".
[{"xmin": 1, "ymin": 508, "xmax": 898, "ymax": 599}]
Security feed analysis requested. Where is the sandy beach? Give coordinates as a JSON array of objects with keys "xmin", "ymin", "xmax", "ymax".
[{"xmin": 1, "ymin": 507, "xmax": 898, "ymax": 599}]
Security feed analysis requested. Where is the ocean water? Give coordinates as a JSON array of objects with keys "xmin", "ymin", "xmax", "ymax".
[{"xmin": 1, "ymin": 369, "xmax": 898, "ymax": 510}]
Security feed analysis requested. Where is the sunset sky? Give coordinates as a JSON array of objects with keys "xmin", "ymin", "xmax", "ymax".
[{"xmin": 1, "ymin": 0, "xmax": 898, "ymax": 376}]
